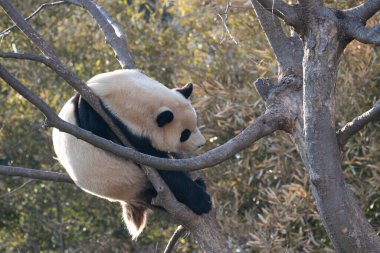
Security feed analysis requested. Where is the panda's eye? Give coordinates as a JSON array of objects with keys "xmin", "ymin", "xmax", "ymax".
[{"xmin": 180, "ymin": 129, "xmax": 191, "ymax": 142}]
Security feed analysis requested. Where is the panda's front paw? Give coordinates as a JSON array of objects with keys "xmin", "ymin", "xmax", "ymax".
[{"xmin": 185, "ymin": 188, "xmax": 212, "ymax": 215}]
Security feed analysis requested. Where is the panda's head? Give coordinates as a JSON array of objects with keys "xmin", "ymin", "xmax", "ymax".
[
  {"xmin": 88, "ymin": 70, "xmax": 206, "ymax": 153},
  {"xmin": 153, "ymin": 82, "xmax": 206, "ymax": 153}
]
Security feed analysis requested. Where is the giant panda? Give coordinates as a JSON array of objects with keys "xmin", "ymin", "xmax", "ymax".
[{"xmin": 52, "ymin": 69, "xmax": 212, "ymax": 239}]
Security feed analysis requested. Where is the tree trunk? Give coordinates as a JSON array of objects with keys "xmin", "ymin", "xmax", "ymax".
[{"xmin": 299, "ymin": 11, "xmax": 380, "ymax": 252}]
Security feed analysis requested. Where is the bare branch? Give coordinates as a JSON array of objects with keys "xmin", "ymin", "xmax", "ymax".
[
  {"xmin": 251, "ymin": 0, "xmax": 303, "ymax": 76},
  {"xmin": 0, "ymin": 1, "xmax": 71, "ymax": 37},
  {"xmin": 337, "ymin": 102, "xmax": 380, "ymax": 147},
  {"xmin": 164, "ymin": 226, "xmax": 187, "ymax": 253},
  {"xmin": 0, "ymin": 51, "xmax": 50, "ymax": 65},
  {"xmin": 217, "ymin": 0, "xmax": 238, "ymax": 44},
  {"xmin": 345, "ymin": 0, "xmax": 380, "ymax": 23},
  {"xmin": 0, "ymin": 179, "xmax": 35, "ymax": 198},
  {"xmin": 0, "ymin": 165, "xmax": 73, "ymax": 183},
  {"xmin": 0, "ymin": 62, "xmax": 281, "ymax": 171},
  {"xmin": 0, "ymin": 0, "xmax": 136, "ymax": 150},
  {"xmin": 66, "ymin": 0, "xmax": 136, "ymax": 69},
  {"xmin": 255, "ymin": 0, "xmax": 300, "ymax": 27},
  {"xmin": 343, "ymin": 20, "xmax": 380, "ymax": 45}
]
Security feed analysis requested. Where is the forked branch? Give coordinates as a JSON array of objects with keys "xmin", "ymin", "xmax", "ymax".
[
  {"xmin": 0, "ymin": 0, "xmax": 135, "ymax": 150},
  {"xmin": 251, "ymin": 0, "xmax": 303, "ymax": 75},
  {"xmin": 255, "ymin": 0, "xmax": 299, "ymax": 27},
  {"xmin": 0, "ymin": 1, "xmax": 72, "ymax": 37}
]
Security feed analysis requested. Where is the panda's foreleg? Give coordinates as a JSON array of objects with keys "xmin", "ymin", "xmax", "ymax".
[{"xmin": 157, "ymin": 171, "xmax": 212, "ymax": 215}]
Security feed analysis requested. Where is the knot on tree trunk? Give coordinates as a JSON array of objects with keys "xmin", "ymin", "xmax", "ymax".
[{"xmin": 254, "ymin": 74, "xmax": 303, "ymax": 133}]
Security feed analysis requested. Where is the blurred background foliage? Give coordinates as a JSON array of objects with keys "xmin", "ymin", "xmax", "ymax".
[{"xmin": 0, "ymin": 0, "xmax": 379, "ymax": 252}]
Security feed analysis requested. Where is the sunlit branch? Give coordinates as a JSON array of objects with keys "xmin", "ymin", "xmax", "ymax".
[
  {"xmin": 65, "ymin": 0, "xmax": 135, "ymax": 69},
  {"xmin": 164, "ymin": 226, "xmax": 187, "ymax": 253}
]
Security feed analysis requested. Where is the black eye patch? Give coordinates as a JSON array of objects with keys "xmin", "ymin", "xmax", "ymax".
[{"xmin": 180, "ymin": 129, "xmax": 191, "ymax": 142}]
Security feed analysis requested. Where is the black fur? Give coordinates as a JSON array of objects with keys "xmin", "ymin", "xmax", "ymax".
[
  {"xmin": 73, "ymin": 94, "xmax": 211, "ymax": 215},
  {"xmin": 156, "ymin": 110, "xmax": 174, "ymax": 127},
  {"xmin": 175, "ymin": 83, "xmax": 193, "ymax": 99},
  {"xmin": 180, "ymin": 129, "xmax": 191, "ymax": 142}
]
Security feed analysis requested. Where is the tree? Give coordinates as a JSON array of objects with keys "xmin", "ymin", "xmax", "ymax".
[{"xmin": 0, "ymin": 0, "xmax": 379, "ymax": 252}]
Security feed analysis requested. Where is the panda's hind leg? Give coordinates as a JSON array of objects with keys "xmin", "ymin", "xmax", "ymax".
[{"xmin": 157, "ymin": 171, "xmax": 212, "ymax": 215}]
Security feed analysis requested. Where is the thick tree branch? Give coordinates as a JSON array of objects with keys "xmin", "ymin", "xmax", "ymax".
[
  {"xmin": 345, "ymin": 0, "xmax": 380, "ymax": 23},
  {"xmin": 343, "ymin": 20, "xmax": 380, "ymax": 45},
  {"xmin": 0, "ymin": 165, "xmax": 73, "ymax": 183},
  {"xmin": 337, "ymin": 102, "xmax": 380, "ymax": 147},
  {"xmin": 0, "ymin": 0, "xmax": 281, "ymax": 172},
  {"xmin": 141, "ymin": 165, "xmax": 230, "ymax": 253},
  {"xmin": 0, "ymin": 63, "xmax": 281, "ymax": 171},
  {"xmin": 66, "ymin": 0, "xmax": 135, "ymax": 69},
  {"xmin": 164, "ymin": 226, "xmax": 187, "ymax": 253},
  {"xmin": 0, "ymin": 1, "xmax": 72, "ymax": 37},
  {"xmin": 251, "ymin": 0, "xmax": 303, "ymax": 76}
]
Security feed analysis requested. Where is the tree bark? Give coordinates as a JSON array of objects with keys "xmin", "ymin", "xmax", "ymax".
[{"xmin": 298, "ymin": 7, "xmax": 380, "ymax": 252}]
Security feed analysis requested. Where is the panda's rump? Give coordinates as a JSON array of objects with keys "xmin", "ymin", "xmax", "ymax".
[{"xmin": 52, "ymin": 97, "xmax": 148, "ymax": 203}]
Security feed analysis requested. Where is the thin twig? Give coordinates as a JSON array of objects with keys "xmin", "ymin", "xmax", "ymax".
[
  {"xmin": 0, "ymin": 1, "xmax": 71, "ymax": 37},
  {"xmin": 164, "ymin": 225, "xmax": 187, "ymax": 253},
  {"xmin": 0, "ymin": 165, "xmax": 73, "ymax": 183},
  {"xmin": 218, "ymin": 0, "xmax": 238, "ymax": 44},
  {"xmin": 337, "ymin": 102, "xmax": 380, "ymax": 147},
  {"xmin": 0, "ymin": 179, "xmax": 35, "ymax": 198}
]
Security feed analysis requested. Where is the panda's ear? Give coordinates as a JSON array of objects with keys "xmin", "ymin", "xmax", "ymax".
[
  {"xmin": 175, "ymin": 83, "xmax": 193, "ymax": 99},
  {"xmin": 156, "ymin": 110, "xmax": 174, "ymax": 127}
]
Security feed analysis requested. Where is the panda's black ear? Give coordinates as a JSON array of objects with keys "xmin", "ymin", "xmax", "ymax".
[
  {"xmin": 175, "ymin": 83, "xmax": 193, "ymax": 99},
  {"xmin": 156, "ymin": 110, "xmax": 174, "ymax": 127}
]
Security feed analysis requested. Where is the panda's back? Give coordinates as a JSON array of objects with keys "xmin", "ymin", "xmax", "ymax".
[{"xmin": 52, "ymin": 96, "xmax": 147, "ymax": 203}]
